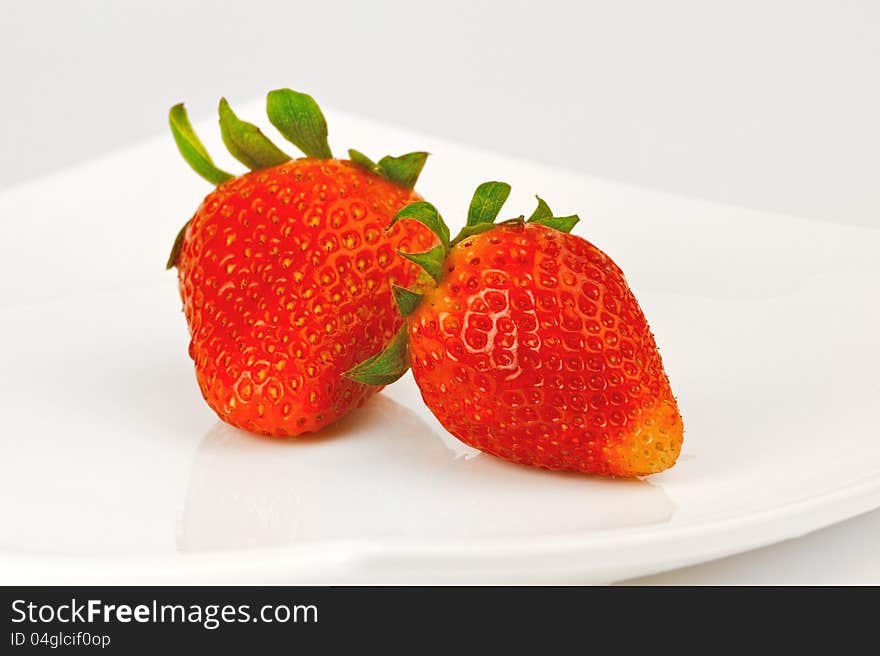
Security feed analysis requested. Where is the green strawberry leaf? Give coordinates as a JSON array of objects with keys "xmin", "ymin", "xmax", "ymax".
[
  {"xmin": 528, "ymin": 195, "xmax": 553, "ymax": 222},
  {"xmin": 218, "ymin": 98, "xmax": 290, "ymax": 170},
  {"xmin": 166, "ymin": 219, "xmax": 191, "ymax": 269},
  {"xmin": 345, "ymin": 325, "xmax": 410, "ymax": 386},
  {"xmin": 467, "ymin": 181, "xmax": 511, "ymax": 226},
  {"xmin": 398, "ymin": 245, "xmax": 446, "ymax": 284},
  {"xmin": 389, "ymin": 202, "xmax": 451, "ymax": 249},
  {"xmin": 169, "ymin": 104, "xmax": 234, "ymax": 185},
  {"xmin": 526, "ymin": 195, "xmax": 579, "ymax": 233},
  {"xmin": 377, "ymin": 152, "xmax": 429, "ymax": 190},
  {"xmin": 348, "ymin": 150, "xmax": 429, "ymax": 190},
  {"xmin": 266, "ymin": 88, "xmax": 333, "ymax": 159},
  {"xmin": 450, "ymin": 222, "xmax": 498, "ymax": 246},
  {"xmin": 392, "ymin": 285, "xmax": 424, "ymax": 317},
  {"xmin": 530, "ymin": 214, "xmax": 580, "ymax": 233},
  {"xmin": 348, "ymin": 149, "xmax": 381, "ymax": 174}
]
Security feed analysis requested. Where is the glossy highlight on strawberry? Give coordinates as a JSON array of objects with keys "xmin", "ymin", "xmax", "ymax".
[
  {"xmin": 168, "ymin": 88, "xmax": 433, "ymax": 436},
  {"xmin": 348, "ymin": 183, "xmax": 684, "ymax": 476}
]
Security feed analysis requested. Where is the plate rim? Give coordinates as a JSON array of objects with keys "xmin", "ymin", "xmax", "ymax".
[{"xmin": 2, "ymin": 471, "xmax": 878, "ymax": 583}]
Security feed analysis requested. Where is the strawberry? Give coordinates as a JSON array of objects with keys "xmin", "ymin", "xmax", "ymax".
[
  {"xmin": 167, "ymin": 88, "xmax": 435, "ymax": 436},
  {"xmin": 348, "ymin": 183, "xmax": 683, "ymax": 476}
]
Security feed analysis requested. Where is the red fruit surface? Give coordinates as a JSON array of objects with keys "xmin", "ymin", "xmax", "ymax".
[
  {"xmin": 176, "ymin": 158, "xmax": 433, "ymax": 436},
  {"xmin": 407, "ymin": 221, "xmax": 683, "ymax": 476}
]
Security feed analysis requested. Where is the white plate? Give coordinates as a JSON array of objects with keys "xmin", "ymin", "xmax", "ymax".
[{"xmin": 1, "ymin": 104, "xmax": 878, "ymax": 584}]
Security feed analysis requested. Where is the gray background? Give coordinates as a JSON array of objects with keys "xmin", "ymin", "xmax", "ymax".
[
  {"xmin": 3, "ymin": 0, "xmax": 878, "ymax": 227},
  {"xmin": 2, "ymin": 0, "xmax": 878, "ymax": 583}
]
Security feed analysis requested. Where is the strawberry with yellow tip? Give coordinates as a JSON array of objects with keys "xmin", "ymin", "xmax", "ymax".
[{"xmin": 348, "ymin": 182, "xmax": 683, "ymax": 476}]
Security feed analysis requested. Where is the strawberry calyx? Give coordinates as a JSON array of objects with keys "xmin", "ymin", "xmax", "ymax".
[
  {"xmin": 170, "ymin": 88, "xmax": 331, "ymax": 186},
  {"xmin": 265, "ymin": 88, "xmax": 333, "ymax": 159},
  {"xmin": 465, "ymin": 181, "xmax": 512, "ymax": 227},
  {"xmin": 166, "ymin": 218, "xmax": 192, "ymax": 270},
  {"xmin": 169, "ymin": 104, "xmax": 234, "ymax": 185},
  {"xmin": 341, "ymin": 321, "xmax": 412, "ymax": 386},
  {"xmin": 348, "ymin": 150, "xmax": 429, "ymax": 190},
  {"xmin": 527, "ymin": 195, "xmax": 580, "ymax": 233},
  {"xmin": 166, "ymin": 88, "xmax": 430, "ymax": 269},
  {"xmin": 345, "ymin": 182, "xmax": 581, "ymax": 385},
  {"xmin": 397, "ymin": 245, "xmax": 447, "ymax": 284},
  {"xmin": 391, "ymin": 285, "xmax": 424, "ymax": 316},
  {"xmin": 219, "ymin": 98, "xmax": 290, "ymax": 169}
]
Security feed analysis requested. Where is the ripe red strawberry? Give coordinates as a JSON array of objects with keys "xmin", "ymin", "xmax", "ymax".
[
  {"xmin": 167, "ymin": 89, "xmax": 435, "ymax": 436},
  {"xmin": 348, "ymin": 182, "xmax": 683, "ymax": 476}
]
